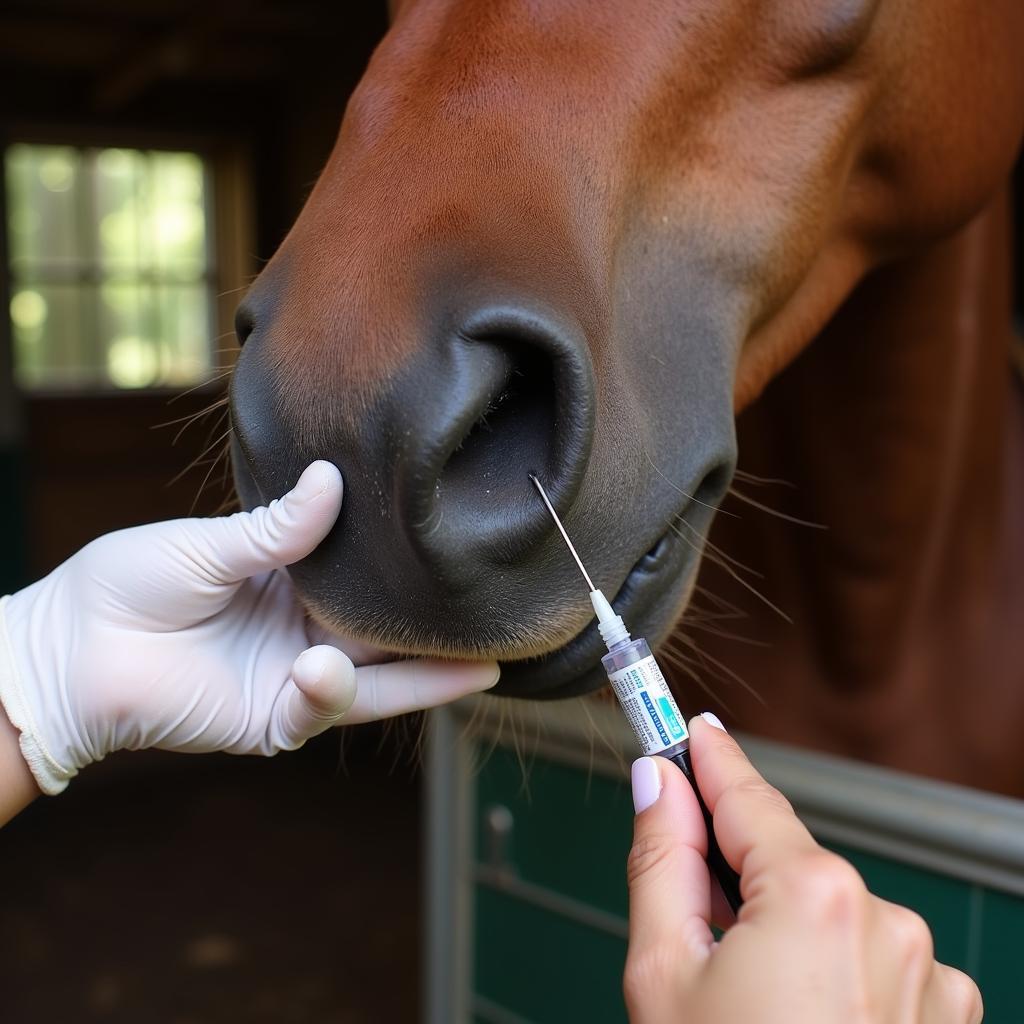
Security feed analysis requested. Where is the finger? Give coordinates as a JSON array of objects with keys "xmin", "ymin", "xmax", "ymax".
[
  {"xmin": 626, "ymin": 756, "xmax": 715, "ymax": 988},
  {"xmin": 342, "ymin": 659, "xmax": 500, "ymax": 723},
  {"xmin": 304, "ymin": 618, "xmax": 394, "ymax": 667},
  {"xmin": 188, "ymin": 461, "xmax": 343, "ymax": 585},
  {"xmin": 687, "ymin": 714, "xmax": 819, "ymax": 887},
  {"xmin": 269, "ymin": 644, "xmax": 358, "ymax": 750},
  {"xmin": 925, "ymin": 963, "xmax": 984, "ymax": 1024}
]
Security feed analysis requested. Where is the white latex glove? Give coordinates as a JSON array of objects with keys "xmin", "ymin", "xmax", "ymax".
[{"xmin": 0, "ymin": 461, "xmax": 499, "ymax": 795}]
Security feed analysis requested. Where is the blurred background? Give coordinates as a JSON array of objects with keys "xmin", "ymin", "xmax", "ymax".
[
  {"xmin": 0, "ymin": 3, "xmax": 417, "ymax": 1021},
  {"xmin": 1, "ymin": 4, "xmax": 1023, "ymax": 1023}
]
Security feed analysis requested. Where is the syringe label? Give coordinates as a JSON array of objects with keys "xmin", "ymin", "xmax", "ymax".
[
  {"xmin": 641, "ymin": 691, "xmax": 670, "ymax": 747},
  {"xmin": 657, "ymin": 697, "xmax": 686, "ymax": 740},
  {"xmin": 608, "ymin": 655, "xmax": 689, "ymax": 756}
]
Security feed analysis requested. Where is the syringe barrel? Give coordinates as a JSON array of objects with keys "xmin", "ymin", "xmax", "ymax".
[{"xmin": 601, "ymin": 638, "xmax": 689, "ymax": 759}]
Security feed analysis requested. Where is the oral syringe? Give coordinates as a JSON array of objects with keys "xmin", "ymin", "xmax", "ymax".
[{"xmin": 529, "ymin": 474, "xmax": 743, "ymax": 913}]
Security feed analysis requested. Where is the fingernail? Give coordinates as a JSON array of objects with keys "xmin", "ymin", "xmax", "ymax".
[
  {"xmin": 701, "ymin": 711, "xmax": 727, "ymax": 732},
  {"xmin": 292, "ymin": 461, "xmax": 335, "ymax": 504},
  {"xmin": 296, "ymin": 648, "xmax": 329, "ymax": 685},
  {"xmin": 631, "ymin": 757, "xmax": 662, "ymax": 814}
]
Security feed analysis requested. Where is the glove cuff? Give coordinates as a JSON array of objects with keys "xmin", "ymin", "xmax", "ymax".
[{"xmin": 0, "ymin": 595, "xmax": 76, "ymax": 795}]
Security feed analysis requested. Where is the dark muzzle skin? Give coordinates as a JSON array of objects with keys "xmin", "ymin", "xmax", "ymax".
[
  {"xmin": 230, "ymin": 263, "xmax": 738, "ymax": 698},
  {"xmin": 231, "ymin": 295, "xmax": 600, "ymax": 670}
]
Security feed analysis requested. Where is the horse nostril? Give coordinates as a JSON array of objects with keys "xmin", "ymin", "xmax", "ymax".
[
  {"xmin": 400, "ymin": 307, "xmax": 595, "ymax": 580},
  {"xmin": 234, "ymin": 302, "xmax": 255, "ymax": 347},
  {"xmin": 439, "ymin": 341, "xmax": 556, "ymax": 514}
]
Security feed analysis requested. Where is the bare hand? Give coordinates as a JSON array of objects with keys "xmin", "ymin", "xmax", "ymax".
[{"xmin": 625, "ymin": 715, "xmax": 982, "ymax": 1023}]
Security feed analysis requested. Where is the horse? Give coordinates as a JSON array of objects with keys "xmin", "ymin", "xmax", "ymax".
[{"xmin": 229, "ymin": 0, "xmax": 1024, "ymax": 795}]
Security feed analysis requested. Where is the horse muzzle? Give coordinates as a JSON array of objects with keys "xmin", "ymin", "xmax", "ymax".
[{"xmin": 229, "ymin": 293, "xmax": 627, "ymax": 688}]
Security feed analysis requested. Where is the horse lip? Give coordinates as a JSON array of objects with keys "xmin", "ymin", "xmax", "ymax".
[
  {"xmin": 636, "ymin": 518, "xmax": 681, "ymax": 572},
  {"xmin": 492, "ymin": 504, "xmax": 703, "ymax": 698}
]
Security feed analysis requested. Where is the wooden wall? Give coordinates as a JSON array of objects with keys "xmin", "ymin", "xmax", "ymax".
[{"xmin": 0, "ymin": 1, "xmax": 388, "ymax": 583}]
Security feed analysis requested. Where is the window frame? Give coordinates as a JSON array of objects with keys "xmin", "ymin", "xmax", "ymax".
[{"xmin": 1, "ymin": 123, "xmax": 254, "ymax": 398}]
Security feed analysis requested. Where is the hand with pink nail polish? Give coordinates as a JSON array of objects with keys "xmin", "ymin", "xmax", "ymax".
[
  {"xmin": 0, "ymin": 461, "xmax": 499, "ymax": 818},
  {"xmin": 624, "ymin": 714, "xmax": 983, "ymax": 1024}
]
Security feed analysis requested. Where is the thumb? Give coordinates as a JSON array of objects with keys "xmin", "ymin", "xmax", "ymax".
[
  {"xmin": 626, "ymin": 756, "xmax": 715, "ymax": 994},
  {"xmin": 268, "ymin": 644, "xmax": 358, "ymax": 751},
  {"xmin": 342, "ymin": 658, "xmax": 500, "ymax": 723},
  {"xmin": 188, "ymin": 461, "xmax": 343, "ymax": 585}
]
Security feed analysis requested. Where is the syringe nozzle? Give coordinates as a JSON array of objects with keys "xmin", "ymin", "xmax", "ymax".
[{"xmin": 590, "ymin": 588, "xmax": 631, "ymax": 649}]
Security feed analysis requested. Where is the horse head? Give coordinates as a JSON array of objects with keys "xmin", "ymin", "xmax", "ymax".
[{"xmin": 230, "ymin": 0, "xmax": 1023, "ymax": 699}]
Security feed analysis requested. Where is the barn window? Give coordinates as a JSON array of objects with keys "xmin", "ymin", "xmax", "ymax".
[{"xmin": 5, "ymin": 143, "xmax": 217, "ymax": 390}]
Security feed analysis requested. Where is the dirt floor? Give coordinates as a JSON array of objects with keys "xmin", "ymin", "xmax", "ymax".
[{"xmin": 0, "ymin": 723, "xmax": 424, "ymax": 1023}]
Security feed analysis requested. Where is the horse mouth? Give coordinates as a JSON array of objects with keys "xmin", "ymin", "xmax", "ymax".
[{"xmin": 492, "ymin": 495, "xmax": 715, "ymax": 699}]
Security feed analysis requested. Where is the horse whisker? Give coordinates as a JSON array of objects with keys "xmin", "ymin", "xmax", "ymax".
[
  {"xmin": 666, "ymin": 633, "xmax": 767, "ymax": 706},
  {"xmin": 578, "ymin": 695, "xmax": 627, "ymax": 784},
  {"xmin": 656, "ymin": 644, "xmax": 734, "ymax": 713},
  {"xmin": 727, "ymin": 486, "xmax": 827, "ymax": 530},
  {"xmin": 642, "ymin": 447, "xmax": 739, "ymax": 518},
  {"xmin": 188, "ymin": 434, "xmax": 232, "ymax": 515},
  {"xmin": 164, "ymin": 368, "xmax": 233, "ymax": 403},
  {"xmin": 157, "ymin": 398, "xmax": 229, "ymax": 445},
  {"xmin": 673, "ymin": 514, "xmax": 763, "ymax": 579},
  {"xmin": 681, "ymin": 616, "xmax": 769, "ymax": 646},
  {"xmin": 166, "ymin": 424, "xmax": 232, "ymax": 490},
  {"xmin": 732, "ymin": 468, "xmax": 796, "ymax": 489},
  {"xmin": 690, "ymin": 584, "xmax": 748, "ymax": 620},
  {"xmin": 668, "ymin": 521, "xmax": 793, "ymax": 624}
]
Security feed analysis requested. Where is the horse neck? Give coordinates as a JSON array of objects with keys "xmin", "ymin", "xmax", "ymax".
[{"xmin": 712, "ymin": 183, "xmax": 1022, "ymax": 691}]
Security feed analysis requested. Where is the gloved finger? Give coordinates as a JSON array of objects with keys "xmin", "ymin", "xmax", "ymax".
[
  {"xmin": 343, "ymin": 659, "xmax": 500, "ymax": 724},
  {"xmin": 269, "ymin": 644, "xmax": 358, "ymax": 750},
  {"xmin": 304, "ymin": 618, "xmax": 393, "ymax": 667},
  {"xmin": 186, "ymin": 461, "xmax": 343, "ymax": 586}
]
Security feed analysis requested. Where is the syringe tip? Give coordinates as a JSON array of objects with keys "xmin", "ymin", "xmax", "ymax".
[{"xmin": 589, "ymin": 589, "xmax": 630, "ymax": 650}]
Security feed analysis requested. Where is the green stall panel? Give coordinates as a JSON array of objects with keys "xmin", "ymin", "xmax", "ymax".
[
  {"xmin": 974, "ymin": 888, "xmax": 1024, "ymax": 1017},
  {"xmin": 474, "ymin": 886, "xmax": 627, "ymax": 1022},
  {"xmin": 474, "ymin": 749, "xmax": 633, "ymax": 920}
]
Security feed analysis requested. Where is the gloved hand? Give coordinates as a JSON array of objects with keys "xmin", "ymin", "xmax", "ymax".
[{"xmin": 0, "ymin": 461, "xmax": 499, "ymax": 795}]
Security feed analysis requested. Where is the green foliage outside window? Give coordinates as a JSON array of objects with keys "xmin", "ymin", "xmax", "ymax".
[{"xmin": 5, "ymin": 143, "xmax": 215, "ymax": 389}]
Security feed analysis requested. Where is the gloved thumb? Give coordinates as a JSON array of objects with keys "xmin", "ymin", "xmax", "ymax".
[
  {"xmin": 267, "ymin": 644, "xmax": 358, "ymax": 751},
  {"xmin": 187, "ymin": 461, "xmax": 343, "ymax": 585}
]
